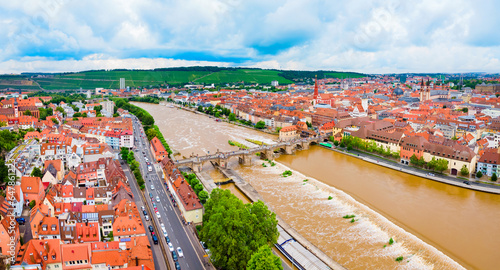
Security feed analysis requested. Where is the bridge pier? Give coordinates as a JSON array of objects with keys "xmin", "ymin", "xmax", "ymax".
[
  {"xmin": 216, "ymin": 157, "xmax": 228, "ymax": 168},
  {"xmin": 239, "ymin": 153, "xmax": 253, "ymax": 166},
  {"xmin": 192, "ymin": 160, "xmax": 203, "ymax": 173},
  {"xmin": 262, "ymin": 149, "xmax": 275, "ymax": 160},
  {"xmin": 285, "ymin": 144, "xmax": 295, "ymax": 155},
  {"xmin": 301, "ymin": 141, "xmax": 310, "ymax": 150}
]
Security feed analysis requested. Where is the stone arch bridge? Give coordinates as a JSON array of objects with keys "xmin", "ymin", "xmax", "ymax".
[{"xmin": 174, "ymin": 135, "xmax": 328, "ymax": 172}]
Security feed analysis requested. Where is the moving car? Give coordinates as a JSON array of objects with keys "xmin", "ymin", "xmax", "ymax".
[
  {"xmin": 150, "ymin": 184, "xmax": 154, "ymax": 190},
  {"xmin": 156, "ymin": 196, "xmax": 160, "ymax": 203},
  {"xmin": 177, "ymin": 247, "xmax": 184, "ymax": 258},
  {"xmin": 463, "ymin": 181, "xmax": 471, "ymax": 185}
]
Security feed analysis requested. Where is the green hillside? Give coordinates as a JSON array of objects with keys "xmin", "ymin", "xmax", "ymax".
[{"xmin": 0, "ymin": 67, "xmax": 368, "ymax": 90}]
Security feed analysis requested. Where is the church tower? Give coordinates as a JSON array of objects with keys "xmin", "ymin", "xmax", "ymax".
[
  {"xmin": 314, "ymin": 75, "xmax": 319, "ymax": 100},
  {"xmin": 14, "ymin": 98, "xmax": 19, "ymax": 118},
  {"xmin": 419, "ymin": 79, "xmax": 430, "ymax": 102}
]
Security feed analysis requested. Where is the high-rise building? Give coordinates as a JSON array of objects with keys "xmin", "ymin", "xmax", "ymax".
[{"xmin": 119, "ymin": 78, "xmax": 125, "ymax": 90}]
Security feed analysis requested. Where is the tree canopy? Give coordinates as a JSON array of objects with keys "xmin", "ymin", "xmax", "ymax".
[
  {"xmin": 247, "ymin": 245, "xmax": 283, "ymax": 270},
  {"xmin": 200, "ymin": 189, "xmax": 279, "ymax": 270},
  {"xmin": 255, "ymin": 121, "xmax": 266, "ymax": 129}
]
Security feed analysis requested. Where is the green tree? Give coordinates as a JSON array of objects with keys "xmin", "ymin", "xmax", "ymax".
[
  {"xmin": 198, "ymin": 190, "xmax": 209, "ymax": 204},
  {"xmin": 460, "ymin": 165, "xmax": 469, "ymax": 176},
  {"xmin": 194, "ymin": 183, "xmax": 204, "ymax": 194},
  {"xmin": 31, "ymin": 167, "xmax": 43, "ymax": 178},
  {"xmin": 142, "ymin": 114, "xmax": 154, "ymax": 126},
  {"xmin": 127, "ymin": 151, "xmax": 135, "ymax": 164},
  {"xmin": 146, "ymin": 128, "xmax": 158, "ymax": 141},
  {"xmin": 73, "ymin": 112, "xmax": 82, "ymax": 117},
  {"xmin": 23, "ymin": 110, "xmax": 32, "ymax": 116},
  {"xmin": 255, "ymin": 121, "xmax": 266, "ymax": 129},
  {"xmin": 427, "ymin": 157, "xmax": 437, "ymax": 170},
  {"xmin": 29, "ymin": 200, "xmax": 36, "ymax": 209},
  {"xmin": 462, "ymin": 107, "xmax": 468, "ymax": 113},
  {"xmin": 476, "ymin": 171, "xmax": 483, "ymax": 178},
  {"xmin": 120, "ymin": 147, "xmax": 129, "ymax": 160},
  {"xmin": 56, "ymin": 106, "xmax": 64, "ymax": 113},
  {"xmin": 228, "ymin": 113, "xmax": 236, "ymax": 121},
  {"xmin": 410, "ymin": 154, "xmax": 419, "ymax": 166},
  {"xmin": 491, "ymin": 173, "xmax": 497, "ymax": 182},
  {"xmin": 51, "ymin": 118, "xmax": 59, "ymax": 124},
  {"xmin": 201, "ymin": 189, "xmax": 278, "ymax": 270},
  {"xmin": 247, "ymin": 245, "xmax": 283, "ymax": 270},
  {"xmin": 434, "ymin": 158, "xmax": 449, "ymax": 173}
]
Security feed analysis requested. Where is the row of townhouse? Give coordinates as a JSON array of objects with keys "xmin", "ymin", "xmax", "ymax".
[
  {"xmin": 86, "ymin": 128, "xmax": 134, "ymax": 150},
  {"xmin": 13, "ymin": 237, "xmax": 153, "ymax": 270},
  {"xmin": 324, "ymin": 118, "xmax": 480, "ymax": 176},
  {"xmin": 160, "ymin": 157, "xmax": 204, "ymax": 224}
]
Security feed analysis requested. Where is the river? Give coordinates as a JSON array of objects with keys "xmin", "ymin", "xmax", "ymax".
[{"xmin": 134, "ymin": 102, "xmax": 500, "ymax": 270}]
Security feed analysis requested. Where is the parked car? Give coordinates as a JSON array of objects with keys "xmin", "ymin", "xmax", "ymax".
[
  {"xmin": 165, "ymin": 236, "xmax": 170, "ymax": 243},
  {"xmin": 161, "ymin": 223, "xmax": 167, "ymax": 235},
  {"xmin": 16, "ymin": 218, "xmax": 25, "ymax": 225},
  {"xmin": 152, "ymin": 234, "xmax": 158, "ymax": 245},
  {"xmin": 463, "ymin": 181, "xmax": 471, "ymax": 185},
  {"xmin": 143, "ymin": 210, "xmax": 148, "ymax": 216},
  {"xmin": 145, "ymin": 215, "xmax": 149, "ymax": 221},
  {"xmin": 168, "ymin": 243, "xmax": 174, "ymax": 252},
  {"xmin": 148, "ymin": 225, "xmax": 154, "ymax": 232},
  {"xmin": 156, "ymin": 212, "xmax": 161, "ymax": 219},
  {"xmin": 175, "ymin": 261, "xmax": 181, "ymax": 270},
  {"xmin": 141, "ymin": 206, "xmax": 145, "ymax": 211},
  {"xmin": 171, "ymin": 250, "xmax": 178, "ymax": 262}
]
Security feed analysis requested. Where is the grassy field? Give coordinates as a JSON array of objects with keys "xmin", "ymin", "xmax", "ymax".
[{"xmin": 0, "ymin": 68, "xmax": 368, "ymax": 90}]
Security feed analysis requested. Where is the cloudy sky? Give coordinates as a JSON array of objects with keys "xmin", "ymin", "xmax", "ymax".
[{"xmin": 0, "ymin": 0, "xmax": 499, "ymax": 74}]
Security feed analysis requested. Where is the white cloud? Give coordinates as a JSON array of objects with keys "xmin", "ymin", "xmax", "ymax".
[{"xmin": 0, "ymin": 0, "xmax": 499, "ymax": 73}]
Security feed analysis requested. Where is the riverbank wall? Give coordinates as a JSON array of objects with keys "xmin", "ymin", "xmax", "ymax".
[
  {"xmin": 320, "ymin": 145, "xmax": 500, "ymax": 195},
  {"xmin": 194, "ymin": 165, "xmax": 346, "ymax": 270}
]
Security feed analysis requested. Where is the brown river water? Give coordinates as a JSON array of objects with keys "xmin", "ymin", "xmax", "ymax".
[{"xmin": 134, "ymin": 102, "xmax": 500, "ymax": 270}]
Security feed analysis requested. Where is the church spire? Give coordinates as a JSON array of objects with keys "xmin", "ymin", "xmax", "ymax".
[{"xmin": 313, "ymin": 75, "xmax": 319, "ymax": 100}]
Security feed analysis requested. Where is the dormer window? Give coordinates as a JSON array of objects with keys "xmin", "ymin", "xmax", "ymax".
[
  {"xmin": 43, "ymin": 255, "xmax": 48, "ymax": 261},
  {"xmin": 52, "ymin": 255, "xmax": 56, "ymax": 260}
]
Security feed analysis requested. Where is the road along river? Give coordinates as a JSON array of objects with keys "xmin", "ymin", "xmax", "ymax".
[{"xmin": 135, "ymin": 102, "xmax": 500, "ymax": 270}]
